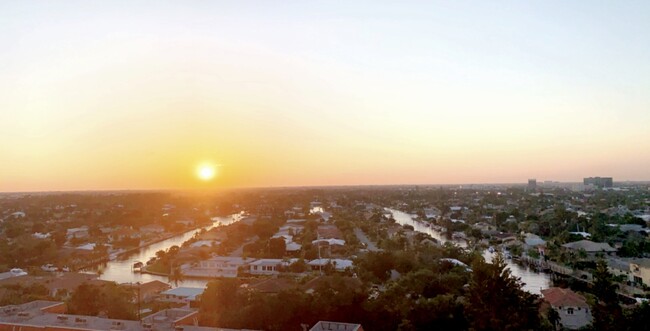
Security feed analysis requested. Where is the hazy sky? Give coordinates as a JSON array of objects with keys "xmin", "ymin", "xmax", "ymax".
[{"xmin": 1, "ymin": 1, "xmax": 649, "ymax": 191}]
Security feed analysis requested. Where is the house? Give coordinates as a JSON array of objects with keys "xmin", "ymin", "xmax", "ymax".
[
  {"xmin": 286, "ymin": 218, "xmax": 307, "ymax": 224},
  {"xmin": 317, "ymin": 225, "xmax": 343, "ymax": 239},
  {"xmin": 66, "ymin": 227, "xmax": 89, "ymax": 239},
  {"xmin": 628, "ymin": 258, "xmax": 650, "ymax": 286},
  {"xmin": 492, "ymin": 232, "xmax": 517, "ymax": 244},
  {"xmin": 248, "ymin": 259, "xmax": 296, "ymax": 276},
  {"xmin": 311, "ymin": 239, "xmax": 345, "ymax": 246},
  {"xmin": 472, "ymin": 222, "xmax": 497, "ymax": 235},
  {"xmin": 541, "ymin": 287, "xmax": 592, "ymax": 329},
  {"xmin": 76, "ymin": 243, "xmax": 97, "ymax": 251},
  {"xmin": 189, "ymin": 240, "xmax": 219, "ymax": 248},
  {"xmin": 310, "ymin": 321, "xmax": 363, "ymax": 331},
  {"xmin": 182, "ymin": 256, "xmax": 256, "ymax": 278},
  {"xmin": 140, "ymin": 224, "xmax": 165, "ymax": 234},
  {"xmin": 32, "ymin": 232, "xmax": 51, "ymax": 239},
  {"xmin": 607, "ymin": 258, "xmax": 633, "ymax": 284},
  {"xmin": 109, "ymin": 228, "xmax": 140, "ymax": 241},
  {"xmin": 158, "ymin": 287, "xmax": 204, "ymax": 305},
  {"xmin": 523, "ymin": 233, "xmax": 546, "ymax": 248},
  {"xmin": 424, "ymin": 207, "xmax": 441, "ymax": 219},
  {"xmin": 175, "ymin": 219, "xmax": 195, "ymax": 227},
  {"xmin": 562, "ymin": 240, "xmax": 617, "ymax": 257},
  {"xmin": 248, "ymin": 259, "xmax": 282, "ymax": 275},
  {"xmin": 132, "ymin": 280, "xmax": 171, "ymax": 303},
  {"xmin": 285, "ymin": 242, "xmax": 302, "ymax": 253},
  {"xmin": 278, "ymin": 224, "xmax": 304, "ymax": 236}
]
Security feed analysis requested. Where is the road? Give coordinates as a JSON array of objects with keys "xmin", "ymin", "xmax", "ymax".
[{"xmin": 354, "ymin": 228, "xmax": 380, "ymax": 252}]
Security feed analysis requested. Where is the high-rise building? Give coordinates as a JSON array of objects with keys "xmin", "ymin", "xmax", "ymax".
[
  {"xmin": 583, "ymin": 177, "xmax": 613, "ymax": 188},
  {"xmin": 527, "ymin": 179, "xmax": 537, "ymax": 191}
]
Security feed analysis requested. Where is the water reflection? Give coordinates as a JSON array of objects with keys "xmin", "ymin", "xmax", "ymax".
[
  {"xmin": 86, "ymin": 213, "xmax": 245, "ymax": 288},
  {"xmin": 386, "ymin": 208, "xmax": 550, "ymax": 294}
]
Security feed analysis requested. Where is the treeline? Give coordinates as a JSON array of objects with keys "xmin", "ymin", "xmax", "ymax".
[{"xmin": 199, "ymin": 245, "xmax": 552, "ymax": 331}]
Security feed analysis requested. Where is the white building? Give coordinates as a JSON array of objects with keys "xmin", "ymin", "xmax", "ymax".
[
  {"xmin": 541, "ymin": 287, "xmax": 592, "ymax": 330},
  {"xmin": 182, "ymin": 256, "xmax": 256, "ymax": 278},
  {"xmin": 158, "ymin": 287, "xmax": 204, "ymax": 304},
  {"xmin": 248, "ymin": 259, "xmax": 297, "ymax": 276},
  {"xmin": 248, "ymin": 259, "xmax": 282, "ymax": 275}
]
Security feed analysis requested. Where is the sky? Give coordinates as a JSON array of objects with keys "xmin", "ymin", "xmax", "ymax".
[{"xmin": 1, "ymin": 1, "xmax": 649, "ymax": 191}]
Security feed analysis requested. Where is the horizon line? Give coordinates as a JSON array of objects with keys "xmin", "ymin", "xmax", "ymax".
[{"xmin": 2, "ymin": 179, "xmax": 650, "ymax": 195}]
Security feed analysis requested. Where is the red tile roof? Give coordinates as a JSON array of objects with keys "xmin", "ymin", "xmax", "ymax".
[{"xmin": 541, "ymin": 287, "xmax": 589, "ymax": 308}]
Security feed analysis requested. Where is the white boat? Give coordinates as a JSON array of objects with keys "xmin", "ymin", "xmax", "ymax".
[
  {"xmin": 10, "ymin": 268, "xmax": 27, "ymax": 277},
  {"xmin": 41, "ymin": 264, "xmax": 57, "ymax": 272}
]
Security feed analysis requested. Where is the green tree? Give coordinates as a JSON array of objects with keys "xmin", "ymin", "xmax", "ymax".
[
  {"xmin": 268, "ymin": 237, "xmax": 286, "ymax": 258},
  {"xmin": 591, "ymin": 259, "xmax": 622, "ymax": 331},
  {"xmin": 200, "ymin": 279, "xmax": 240, "ymax": 326},
  {"xmin": 67, "ymin": 283, "xmax": 135, "ymax": 319},
  {"xmin": 466, "ymin": 253, "xmax": 542, "ymax": 331}
]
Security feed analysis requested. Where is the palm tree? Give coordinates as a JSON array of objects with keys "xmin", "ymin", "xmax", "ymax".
[{"xmin": 168, "ymin": 263, "xmax": 183, "ymax": 286}]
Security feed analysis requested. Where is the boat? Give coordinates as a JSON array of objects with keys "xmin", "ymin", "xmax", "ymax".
[
  {"xmin": 41, "ymin": 264, "xmax": 57, "ymax": 272},
  {"xmin": 9, "ymin": 268, "xmax": 27, "ymax": 277}
]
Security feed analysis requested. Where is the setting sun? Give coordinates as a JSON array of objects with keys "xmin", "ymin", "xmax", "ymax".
[{"xmin": 197, "ymin": 164, "xmax": 216, "ymax": 181}]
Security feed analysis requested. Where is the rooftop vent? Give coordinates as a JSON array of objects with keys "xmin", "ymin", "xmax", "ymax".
[{"xmin": 57, "ymin": 315, "xmax": 69, "ymax": 322}]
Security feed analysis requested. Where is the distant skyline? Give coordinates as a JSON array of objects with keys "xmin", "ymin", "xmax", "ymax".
[{"xmin": 1, "ymin": 1, "xmax": 649, "ymax": 192}]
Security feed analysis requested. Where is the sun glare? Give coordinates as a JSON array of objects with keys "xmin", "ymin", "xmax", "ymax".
[{"xmin": 197, "ymin": 164, "xmax": 216, "ymax": 181}]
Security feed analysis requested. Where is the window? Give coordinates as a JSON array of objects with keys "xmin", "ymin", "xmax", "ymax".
[{"xmin": 567, "ymin": 308, "xmax": 574, "ymax": 315}]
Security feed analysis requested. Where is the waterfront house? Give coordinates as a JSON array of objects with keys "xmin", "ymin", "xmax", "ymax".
[
  {"xmin": 541, "ymin": 287, "xmax": 592, "ymax": 330},
  {"xmin": 140, "ymin": 224, "xmax": 165, "ymax": 234},
  {"xmin": 628, "ymin": 258, "xmax": 650, "ymax": 286},
  {"xmin": 562, "ymin": 240, "xmax": 617, "ymax": 258},
  {"xmin": 607, "ymin": 258, "xmax": 633, "ymax": 284},
  {"xmin": 492, "ymin": 232, "xmax": 517, "ymax": 244},
  {"xmin": 109, "ymin": 227, "xmax": 140, "ymax": 241},
  {"xmin": 131, "ymin": 280, "xmax": 171, "ymax": 303},
  {"xmin": 158, "ymin": 287, "xmax": 204, "ymax": 305},
  {"xmin": 182, "ymin": 256, "xmax": 256, "ymax": 278},
  {"xmin": 424, "ymin": 207, "xmax": 441, "ymax": 219}
]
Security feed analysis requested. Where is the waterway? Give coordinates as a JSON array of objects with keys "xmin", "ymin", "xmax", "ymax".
[
  {"xmin": 86, "ymin": 213, "xmax": 245, "ymax": 288},
  {"xmin": 386, "ymin": 208, "xmax": 551, "ymax": 294}
]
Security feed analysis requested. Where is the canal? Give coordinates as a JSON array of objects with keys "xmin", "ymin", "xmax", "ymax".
[
  {"xmin": 86, "ymin": 213, "xmax": 245, "ymax": 288},
  {"xmin": 387, "ymin": 208, "xmax": 551, "ymax": 294}
]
